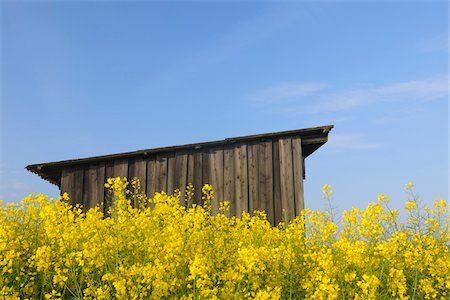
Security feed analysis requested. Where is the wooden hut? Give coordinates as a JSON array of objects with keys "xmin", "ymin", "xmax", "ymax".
[{"xmin": 26, "ymin": 125, "xmax": 333, "ymax": 225}]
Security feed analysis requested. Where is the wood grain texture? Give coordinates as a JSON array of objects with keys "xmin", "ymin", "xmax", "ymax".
[
  {"xmin": 155, "ymin": 154, "xmax": 168, "ymax": 193},
  {"xmin": 248, "ymin": 141, "xmax": 274, "ymax": 222},
  {"xmin": 167, "ymin": 152, "xmax": 176, "ymax": 194},
  {"xmin": 104, "ymin": 161, "xmax": 114, "ymax": 214},
  {"xmin": 187, "ymin": 151, "xmax": 203, "ymax": 205},
  {"xmin": 278, "ymin": 137, "xmax": 295, "ymax": 222},
  {"xmin": 57, "ymin": 134, "xmax": 306, "ymax": 225},
  {"xmin": 145, "ymin": 156, "xmax": 156, "ymax": 208},
  {"xmin": 223, "ymin": 145, "xmax": 236, "ymax": 216},
  {"xmin": 133, "ymin": 156, "xmax": 147, "ymax": 194},
  {"xmin": 86, "ymin": 165, "xmax": 98, "ymax": 210},
  {"xmin": 60, "ymin": 167, "xmax": 75, "ymax": 204},
  {"xmin": 167, "ymin": 151, "xmax": 188, "ymax": 204},
  {"xmin": 113, "ymin": 158, "xmax": 128, "ymax": 179},
  {"xmin": 292, "ymin": 136, "xmax": 304, "ymax": 215},
  {"xmin": 247, "ymin": 141, "xmax": 274, "ymax": 224},
  {"xmin": 258, "ymin": 141, "xmax": 274, "ymax": 224},
  {"xmin": 83, "ymin": 163, "xmax": 105, "ymax": 210},
  {"xmin": 272, "ymin": 140, "xmax": 282, "ymax": 225},
  {"xmin": 128, "ymin": 159, "xmax": 135, "ymax": 184},
  {"xmin": 175, "ymin": 151, "xmax": 188, "ymax": 205},
  {"xmin": 73, "ymin": 166, "xmax": 84, "ymax": 208},
  {"xmin": 84, "ymin": 164, "xmax": 106, "ymax": 211},
  {"xmin": 248, "ymin": 142, "xmax": 259, "ymax": 214},
  {"xmin": 202, "ymin": 147, "xmax": 223, "ymax": 215},
  {"xmin": 234, "ymin": 143, "xmax": 249, "ymax": 217},
  {"xmin": 97, "ymin": 162, "xmax": 106, "ymax": 209}
]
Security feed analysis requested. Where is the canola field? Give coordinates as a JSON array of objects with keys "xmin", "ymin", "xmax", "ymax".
[{"xmin": 0, "ymin": 178, "xmax": 449, "ymax": 299}]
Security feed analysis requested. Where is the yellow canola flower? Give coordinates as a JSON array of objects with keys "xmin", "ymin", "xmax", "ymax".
[
  {"xmin": 0, "ymin": 178, "xmax": 448, "ymax": 299},
  {"xmin": 404, "ymin": 182, "xmax": 415, "ymax": 191},
  {"xmin": 322, "ymin": 184, "xmax": 333, "ymax": 198},
  {"xmin": 405, "ymin": 200, "xmax": 416, "ymax": 212},
  {"xmin": 377, "ymin": 193, "xmax": 390, "ymax": 204}
]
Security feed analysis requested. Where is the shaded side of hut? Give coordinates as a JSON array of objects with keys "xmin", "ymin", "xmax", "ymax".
[{"xmin": 27, "ymin": 125, "xmax": 333, "ymax": 225}]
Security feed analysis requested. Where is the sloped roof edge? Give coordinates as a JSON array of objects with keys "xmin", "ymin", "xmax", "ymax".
[{"xmin": 26, "ymin": 125, "xmax": 333, "ymax": 187}]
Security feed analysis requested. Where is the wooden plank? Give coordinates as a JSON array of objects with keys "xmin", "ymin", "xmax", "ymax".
[
  {"xmin": 223, "ymin": 145, "xmax": 235, "ymax": 216},
  {"xmin": 202, "ymin": 147, "xmax": 223, "ymax": 215},
  {"xmin": 202, "ymin": 149, "xmax": 212, "ymax": 208},
  {"xmin": 248, "ymin": 141, "xmax": 274, "ymax": 221},
  {"xmin": 82, "ymin": 167, "xmax": 89, "ymax": 211},
  {"xmin": 60, "ymin": 168, "xmax": 69, "ymax": 195},
  {"xmin": 113, "ymin": 158, "xmax": 128, "ymax": 179},
  {"xmin": 187, "ymin": 152, "xmax": 195, "ymax": 205},
  {"xmin": 248, "ymin": 142, "xmax": 259, "ymax": 214},
  {"xmin": 167, "ymin": 153, "xmax": 176, "ymax": 194},
  {"xmin": 60, "ymin": 167, "xmax": 75, "ymax": 204},
  {"xmin": 105, "ymin": 161, "xmax": 114, "ymax": 182},
  {"xmin": 113, "ymin": 158, "xmax": 130, "ymax": 206},
  {"xmin": 128, "ymin": 156, "xmax": 146, "ymax": 208},
  {"xmin": 248, "ymin": 141, "xmax": 274, "ymax": 222},
  {"xmin": 146, "ymin": 156, "xmax": 157, "ymax": 207},
  {"xmin": 85, "ymin": 165, "xmax": 98, "ymax": 211},
  {"xmin": 73, "ymin": 166, "xmax": 84, "ymax": 209},
  {"xmin": 211, "ymin": 147, "xmax": 224, "ymax": 215},
  {"xmin": 84, "ymin": 163, "xmax": 106, "ymax": 211},
  {"xmin": 83, "ymin": 165, "xmax": 92, "ymax": 212},
  {"xmin": 104, "ymin": 161, "xmax": 114, "ymax": 214},
  {"xmin": 193, "ymin": 152, "xmax": 203, "ymax": 206},
  {"xmin": 234, "ymin": 143, "xmax": 249, "ymax": 217},
  {"xmin": 292, "ymin": 136, "xmax": 304, "ymax": 215},
  {"xmin": 125, "ymin": 159, "xmax": 135, "ymax": 205},
  {"xmin": 174, "ymin": 151, "xmax": 188, "ymax": 205},
  {"xmin": 97, "ymin": 162, "xmax": 106, "ymax": 209},
  {"xmin": 155, "ymin": 154, "xmax": 168, "ymax": 193},
  {"xmin": 60, "ymin": 168, "xmax": 70, "ymax": 196},
  {"xmin": 278, "ymin": 137, "xmax": 295, "ymax": 222},
  {"xmin": 273, "ymin": 140, "xmax": 282, "ymax": 225},
  {"xmin": 128, "ymin": 159, "xmax": 135, "ymax": 184},
  {"xmin": 167, "ymin": 151, "xmax": 188, "ymax": 203},
  {"xmin": 187, "ymin": 151, "xmax": 203, "ymax": 206},
  {"xmin": 133, "ymin": 156, "xmax": 147, "ymax": 194},
  {"xmin": 258, "ymin": 140, "xmax": 274, "ymax": 224}
]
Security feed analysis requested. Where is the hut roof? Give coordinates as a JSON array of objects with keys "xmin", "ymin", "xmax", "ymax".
[{"xmin": 26, "ymin": 125, "xmax": 333, "ymax": 187}]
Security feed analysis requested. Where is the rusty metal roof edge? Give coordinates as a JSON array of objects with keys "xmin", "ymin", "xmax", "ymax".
[{"xmin": 26, "ymin": 125, "xmax": 333, "ymax": 172}]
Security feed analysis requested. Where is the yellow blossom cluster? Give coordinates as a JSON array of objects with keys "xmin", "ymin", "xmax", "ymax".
[{"xmin": 0, "ymin": 178, "xmax": 448, "ymax": 299}]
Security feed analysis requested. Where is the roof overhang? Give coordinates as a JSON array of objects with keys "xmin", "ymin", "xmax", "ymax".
[{"xmin": 26, "ymin": 125, "xmax": 333, "ymax": 187}]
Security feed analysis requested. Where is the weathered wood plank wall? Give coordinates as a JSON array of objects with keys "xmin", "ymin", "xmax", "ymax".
[{"xmin": 59, "ymin": 137, "xmax": 304, "ymax": 225}]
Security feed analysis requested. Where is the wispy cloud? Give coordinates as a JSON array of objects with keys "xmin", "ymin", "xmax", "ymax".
[
  {"xmin": 327, "ymin": 134, "xmax": 380, "ymax": 150},
  {"xmin": 314, "ymin": 76, "xmax": 448, "ymax": 112},
  {"xmin": 250, "ymin": 83, "xmax": 330, "ymax": 104},
  {"xmin": 0, "ymin": 181, "xmax": 30, "ymax": 202},
  {"xmin": 417, "ymin": 34, "xmax": 448, "ymax": 52},
  {"xmin": 373, "ymin": 106, "xmax": 434, "ymax": 125},
  {"xmin": 249, "ymin": 76, "xmax": 448, "ymax": 113}
]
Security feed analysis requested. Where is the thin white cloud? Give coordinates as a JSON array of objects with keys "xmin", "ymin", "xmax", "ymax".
[
  {"xmin": 250, "ymin": 76, "xmax": 448, "ymax": 113},
  {"xmin": 327, "ymin": 134, "xmax": 379, "ymax": 150},
  {"xmin": 0, "ymin": 181, "xmax": 30, "ymax": 202},
  {"xmin": 250, "ymin": 83, "xmax": 330, "ymax": 104},
  {"xmin": 312, "ymin": 76, "xmax": 448, "ymax": 112},
  {"xmin": 377, "ymin": 78, "xmax": 448, "ymax": 99},
  {"xmin": 417, "ymin": 34, "xmax": 448, "ymax": 52},
  {"xmin": 0, "ymin": 181, "xmax": 29, "ymax": 191}
]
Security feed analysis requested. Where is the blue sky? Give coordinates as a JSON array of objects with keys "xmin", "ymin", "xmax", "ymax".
[{"xmin": 1, "ymin": 1, "xmax": 448, "ymax": 214}]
